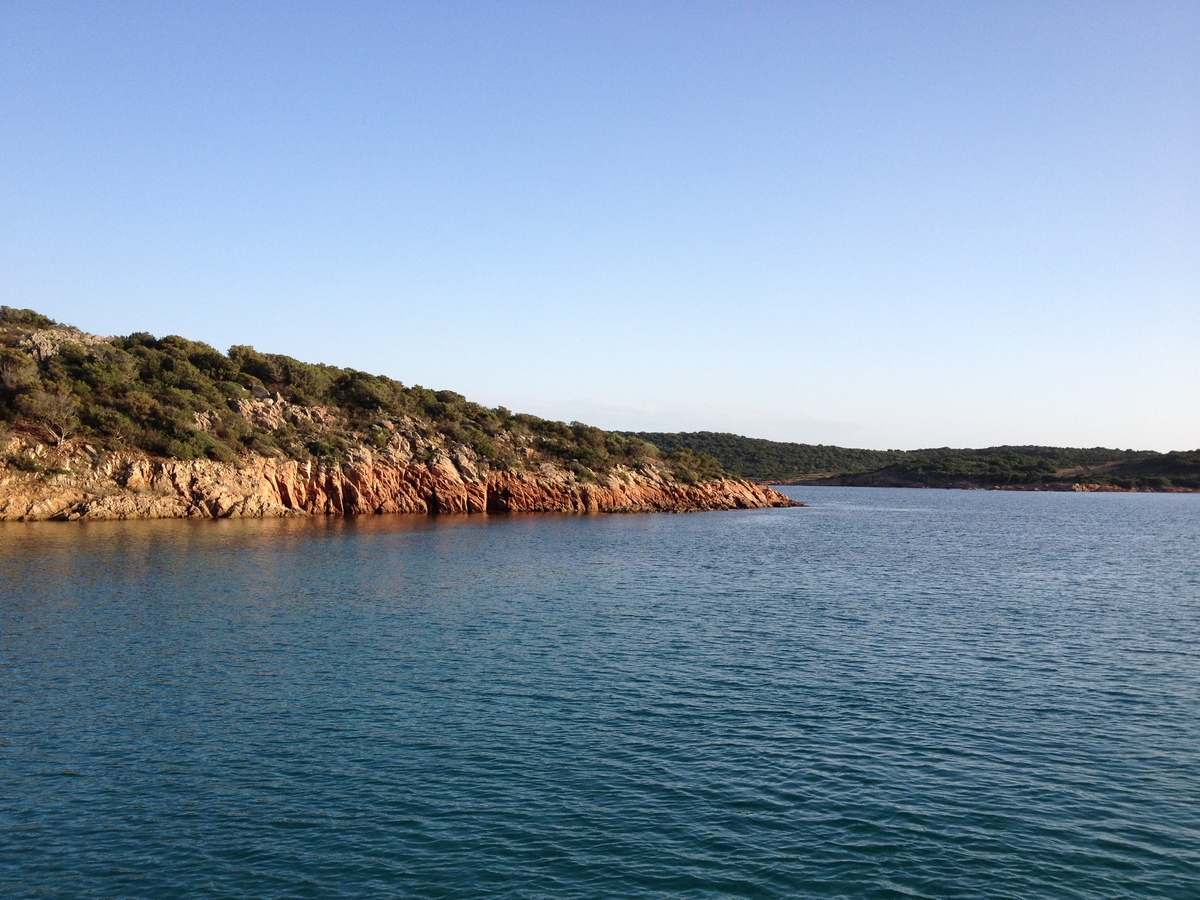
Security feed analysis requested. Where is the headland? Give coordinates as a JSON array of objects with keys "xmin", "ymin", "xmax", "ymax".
[{"xmin": 0, "ymin": 307, "xmax": 796, "ymax": 521}]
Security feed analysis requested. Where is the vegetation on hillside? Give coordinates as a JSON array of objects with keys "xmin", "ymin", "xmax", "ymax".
[
  {"xmin": 1086, "ymin": 451, "xmax": 1200, "ymax": 491},
  {"xmin": 4, "ymin": 307, "xmax": 1192, "ymax": 491},
  {"xmin": 629, "ymin": 432, "xmax": 905, "ymax": 479},
  {"xmin": 629, "ymin": 432, "xmax": 1199, "ymax": 491},
  {"xmin": 0, "ymin": 307, "xmax": 723, "ymax": 482}
]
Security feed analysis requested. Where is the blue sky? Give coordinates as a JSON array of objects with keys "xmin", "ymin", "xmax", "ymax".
[{"xmin": 2, "ymin": 1, "xmax": 1197, "ymax": 450}]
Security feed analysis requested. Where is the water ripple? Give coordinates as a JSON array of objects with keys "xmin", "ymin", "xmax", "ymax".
[{"xmin": 1, "ymin": 489, "xmax": 1198, "ymax": 897}]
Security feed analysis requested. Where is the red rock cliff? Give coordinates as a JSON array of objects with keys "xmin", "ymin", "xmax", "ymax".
[{"xmin": 0, "ymin": 448, "xmax": 799, "ymax": 521}]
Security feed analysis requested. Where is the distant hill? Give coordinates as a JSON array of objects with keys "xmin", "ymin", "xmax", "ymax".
[
  {"xmin": 627, "ymin": 432, "xmax": 903, "ymax": 479},
  {"xmin": 627, "ymin": 431, "xmax": 1199, "ymax": 492}
]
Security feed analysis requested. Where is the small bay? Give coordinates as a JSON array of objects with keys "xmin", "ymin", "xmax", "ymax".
[{"xmin": 2, "ymin": 488, "xmax": 1198, "ymax": 897}]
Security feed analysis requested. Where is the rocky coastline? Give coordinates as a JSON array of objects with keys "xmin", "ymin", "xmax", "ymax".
[
  {"xmin": 0, "ymin": 309, "xmax": 801, "ymax": 521},
  {"xmin": 0, "ymin": 444, "xmax": 799, "ymax": 521}
]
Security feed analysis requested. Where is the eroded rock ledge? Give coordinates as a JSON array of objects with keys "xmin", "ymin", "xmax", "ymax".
[{"xmin": 0, "ymin": 450, "xmax": 799, "ymax": 521}]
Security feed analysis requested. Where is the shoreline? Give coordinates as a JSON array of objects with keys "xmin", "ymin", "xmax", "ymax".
[
  {"xmin": 768, "ymin": 478, "xmax": 1198, "ymax": 493},
  {"xmin": 0, "ymin": 449, "xmax": 800, "ymax": 522}
]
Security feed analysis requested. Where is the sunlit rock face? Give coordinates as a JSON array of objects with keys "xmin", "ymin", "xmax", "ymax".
[{"xmin": 0, "ymin": 448, "xmax": 799, "ymax": 521}]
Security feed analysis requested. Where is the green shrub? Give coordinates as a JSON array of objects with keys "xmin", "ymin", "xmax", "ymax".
[
  {"xmin": 667, "ymin": 448, "xmax": 724, "ymax": 483},
  {"xmin": 0, "ymin": 306, "xmax": 57, "ymax": 329},
  {"xmin": 7, "ymin": 451, "xmax": 42, "ymax": 472},
  {"xmin": 205, "ymin": 441, "xmax": 238, "ymax": 464}
]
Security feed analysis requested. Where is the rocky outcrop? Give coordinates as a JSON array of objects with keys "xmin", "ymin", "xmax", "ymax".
[
  {"xmin": 232, "ymin": 396, "xmax": 337, "ymax": 431},
  {"xmin": 0, "ymin": 447, "xmax": 799, "ymax": 521},
  {"xmin": 20, "ymin": 327, "xmax": 111, "ymax": 363}
]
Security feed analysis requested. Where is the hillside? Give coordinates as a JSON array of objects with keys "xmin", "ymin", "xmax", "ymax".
[
  {"xmin": 629, "ymin": 432, "xmax": 1199, "ymax": 492},
  {"xmin": 0, "ymin": 308, "xmax": 793, "ymax": 519}
]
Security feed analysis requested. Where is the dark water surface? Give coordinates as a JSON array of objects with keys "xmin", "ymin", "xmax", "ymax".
[{"xmin": 2, "ymin": 488, "xmax": 1198, "ymax": 898}]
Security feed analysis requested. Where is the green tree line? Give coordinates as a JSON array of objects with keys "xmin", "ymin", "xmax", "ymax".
[{"xmin": 628, "ymin": 431, "xmax": 1198, "ymax": 491}]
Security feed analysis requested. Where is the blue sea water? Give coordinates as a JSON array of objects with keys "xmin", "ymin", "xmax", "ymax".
[{"xmin": 1, "ymin": 487, "xmax": 1198, "ymax": 898}]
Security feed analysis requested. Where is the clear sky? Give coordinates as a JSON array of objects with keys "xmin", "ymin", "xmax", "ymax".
[{"xmin": 2, "ymin": 1, "xmax": 1197, "ymax": 450}]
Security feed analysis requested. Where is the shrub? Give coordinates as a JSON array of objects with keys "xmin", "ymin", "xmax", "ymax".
[
  {"xmin": 20, "ymin": 390, "xmax": 79, "ymax": 446},
  {"xmin": 667, "ymin": 448, "xmax": 725, "ymax": 484},
  {"xmin": 7, "ymin": 451, "xmax": 42, "ymax": 472},
  {"xmin": 0, "ymin": 306, "xmax": 57, "ymax": 329}
]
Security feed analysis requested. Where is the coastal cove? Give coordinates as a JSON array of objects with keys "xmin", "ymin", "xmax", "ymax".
[
  {"xmin": 4, "ymin": 7, "xmax": 1197, "ymax": 898},
  {"xmin": 3, "ymin": 488, "xmax": 1198, "ymax": 897}
]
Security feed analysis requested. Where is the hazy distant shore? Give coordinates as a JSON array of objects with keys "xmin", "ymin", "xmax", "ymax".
[
  {"xmin": 768, "ymin": 474, "xmax": 1199, "ymax": 492},
  {"xmin": 630, "ymin": 432, "xmax": 1200, "ymax": 493}
]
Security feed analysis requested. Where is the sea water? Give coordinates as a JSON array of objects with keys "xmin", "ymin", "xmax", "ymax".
[{"xmin": 1, "ymin": 488, "xmax": 1198, "ymax": 898}]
